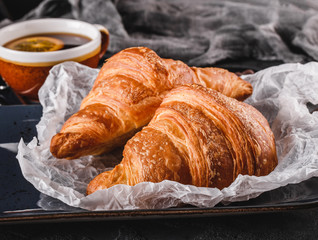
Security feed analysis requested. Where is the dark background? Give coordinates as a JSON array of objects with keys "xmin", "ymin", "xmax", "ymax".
[{"xmin": 0, "ymin": 0, "xmax": 43, "ymax": 20}]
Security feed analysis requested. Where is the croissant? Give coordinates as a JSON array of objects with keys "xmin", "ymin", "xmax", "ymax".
[
  {"xmin": 50, "ymin": 47, "xmax": 253, "ymax": 159},
  {"xmin": 87, "ymin": 84, "xmax": 277, "ymax": 194}
]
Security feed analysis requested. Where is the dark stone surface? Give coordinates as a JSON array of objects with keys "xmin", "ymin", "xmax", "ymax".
[{"xmin": 0, "ymin": 208, "xmax": 318, "ymax": 239}]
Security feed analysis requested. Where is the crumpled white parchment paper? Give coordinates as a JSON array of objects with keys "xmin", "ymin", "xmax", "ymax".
[{"xmin": 16, "ymin": 61, "xmax": 318, "ymax": 211}]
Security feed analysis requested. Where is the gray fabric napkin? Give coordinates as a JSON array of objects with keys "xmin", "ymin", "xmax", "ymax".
[{"xmin": 1, "ymin": 0, "xmax": 318, "ymax": 67}]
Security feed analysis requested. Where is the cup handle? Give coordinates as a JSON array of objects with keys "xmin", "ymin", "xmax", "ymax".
[{"xmin": 94, "ymin": 24, "xmax": 109, "ymax": 59}]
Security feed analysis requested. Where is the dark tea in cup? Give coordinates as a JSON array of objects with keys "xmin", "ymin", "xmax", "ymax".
[{"xmin": 4, "ymin": 33, "xmax": 92, "ymax": 52}]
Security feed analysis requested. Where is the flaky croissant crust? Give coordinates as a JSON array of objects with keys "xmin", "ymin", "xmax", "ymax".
[
  {"xmin": 87, "ymin": 84, "xmax": 277, "ymax": 194},
  {"xmin": 50, "ymin": 47, "xmax": 253, "ymax": 159}
]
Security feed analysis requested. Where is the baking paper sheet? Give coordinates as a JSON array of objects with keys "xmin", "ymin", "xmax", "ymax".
[{"xmin": 16, "ymin": 61, "xmax": 318, "ymax": 210}]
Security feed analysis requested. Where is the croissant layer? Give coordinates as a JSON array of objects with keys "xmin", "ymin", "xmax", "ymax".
[
  {"xmin": 87, "ymin": 84, "xmax": 277, "ymax": 194},
  {"xmin": 50, "ymin": 47, "xmax": 253, "ymax": 159}
]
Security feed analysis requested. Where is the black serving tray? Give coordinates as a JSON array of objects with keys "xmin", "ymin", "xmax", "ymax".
[{"xmin": 1, "ymin": 98, "xmax": 318, "ymax": 224}]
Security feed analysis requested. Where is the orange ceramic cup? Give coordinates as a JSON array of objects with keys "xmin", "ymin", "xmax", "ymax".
[{"xmin": 0, "ymin": 18, "xmax": 109, "ymax": 100}]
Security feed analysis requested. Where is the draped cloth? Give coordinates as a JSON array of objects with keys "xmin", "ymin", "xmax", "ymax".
[{"xmin": 1, "ymin": 0, "xmax": 318, "ymax": 68}]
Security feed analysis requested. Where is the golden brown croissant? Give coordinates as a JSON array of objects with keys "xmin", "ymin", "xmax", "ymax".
[
  {"xmin": 50, "ymin": 47, "xmax": 253, "ymax": 159},
  {"xmin": 87, "ymin": 84, "xmax": 277, "ymax": 194}
]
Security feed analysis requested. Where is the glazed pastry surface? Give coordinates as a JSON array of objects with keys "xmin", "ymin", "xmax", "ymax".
[
  {"xmin": 87, "ymin": 84, "xmax": 277, "ymax": 194},
  {"xmin": 50, "ymin": 47, "xmax": 252, "ymax": 159}
]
